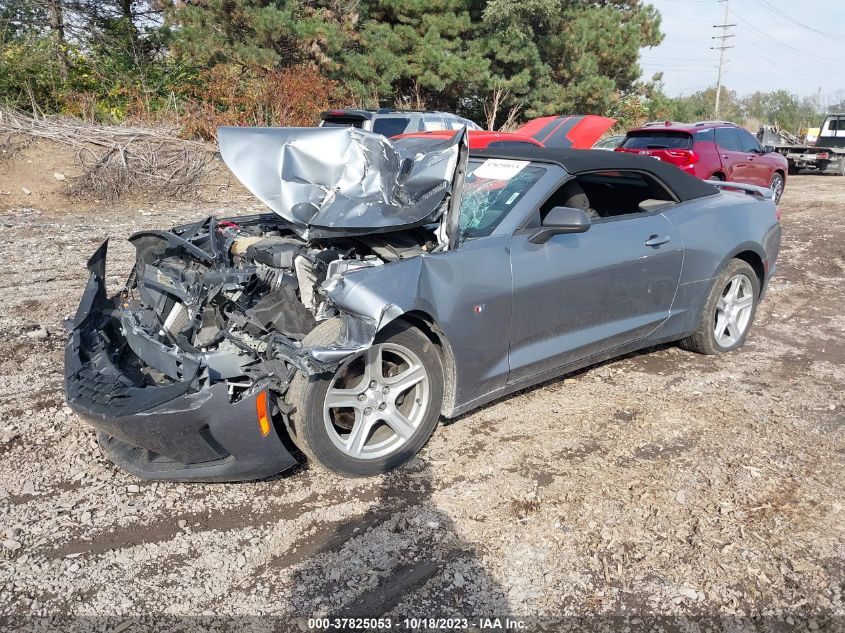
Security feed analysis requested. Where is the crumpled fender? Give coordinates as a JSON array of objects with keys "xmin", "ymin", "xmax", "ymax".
[{"xmin": 293, "ymin": 256, "xmax": 439, "ymax": 372}]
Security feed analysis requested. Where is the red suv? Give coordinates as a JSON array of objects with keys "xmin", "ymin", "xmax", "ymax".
[{"xmin": 616, "ymin": 121, "xmax": 788, "ymax": 202}]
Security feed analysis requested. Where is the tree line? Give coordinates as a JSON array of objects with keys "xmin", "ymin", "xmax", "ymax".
[{"xmin": 0, "ymin": 0, "xmax": 836, "ymax": 138}]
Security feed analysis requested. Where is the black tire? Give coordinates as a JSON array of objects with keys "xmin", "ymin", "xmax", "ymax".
[
  {"xmin": 286, "ymin": 319, "xmax": 444, "ymax": 477},
  {"xmin": 679, "ymin": 259, "xmax": 761, "ymax": 355},
  {"xmin": 710, "ymin": 173, "xmax": 725, "ymax": 181},
  {"xmin": 787, "ymin": 162, "xmax": 799, "ymax": 176},
  {"xmin": 770, "ymin": 171, "xmax": 785, "ymax": 203}
]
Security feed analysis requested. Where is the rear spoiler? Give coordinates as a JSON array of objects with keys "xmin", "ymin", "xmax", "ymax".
[{"xmin": 705, "ymin": 180, "xmax": 774, "ymax": 201}]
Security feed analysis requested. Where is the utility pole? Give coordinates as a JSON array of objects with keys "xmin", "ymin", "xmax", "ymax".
[{"xmin": 712, "ymin": 0, "xmax": 735, "ymax": 116}]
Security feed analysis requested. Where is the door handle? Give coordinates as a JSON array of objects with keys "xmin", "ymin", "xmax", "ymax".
[
  {"xmin": 644, "ymin": 234, "xmax": 671, "ymax": 247},
  {"xmin": 721, "ymin": 154, "xmax": 730, "ymax": 159}
]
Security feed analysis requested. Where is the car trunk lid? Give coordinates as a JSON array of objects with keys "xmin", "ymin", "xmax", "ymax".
[{"xmin": 514, "ymin": 115, "xmax": 616, "ymax": 149}]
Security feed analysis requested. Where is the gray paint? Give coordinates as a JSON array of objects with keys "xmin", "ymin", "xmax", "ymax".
[
  {"xmin": 66, "ymin": 137, "xmax": 781, "ymax": 480},
  {"xmin": 305, "ymin": 164, "xmax": 780, "ymax": 417}
]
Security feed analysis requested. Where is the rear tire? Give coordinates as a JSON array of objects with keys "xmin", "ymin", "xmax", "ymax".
[
  {"xmin": 710, "ymin": 173, "xmax": 725, "ymax": 181},
  {"xmin": 286, "ymin": 319, "xmax": 444, "ymax": 477},
  {"xmin": 680, "ymin": 259, "xmax": 760, "ymax": 355}
]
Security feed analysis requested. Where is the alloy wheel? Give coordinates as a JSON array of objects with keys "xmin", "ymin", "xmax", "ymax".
[
  {"xmin": 714, "ymin": 273, "xmax": 754, "ymax": 348},
  {"xmin": 770, "ymin": 173, "xmax": 784, "ymax": 203},
  {"xmin": 322, "ymin": 342, "xmax": 430, "ymax": 460}
]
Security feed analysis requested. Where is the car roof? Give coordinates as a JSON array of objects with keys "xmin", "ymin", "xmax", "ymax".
[
  {"xmin": 627, "ymin": 121, "xmax": 739, "ymax": 133},
  {"xmin": 395, "ymin": 130, "xmax": 543, "ymax": 148},
  {"xmin": 320, "ymin": 108, "xmax": 468, "ymax": 119},
  {"xmin": 469, "ymin": 147, "xmax": 719, "ymax": 202}
]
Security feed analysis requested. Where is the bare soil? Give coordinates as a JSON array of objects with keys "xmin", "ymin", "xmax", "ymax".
[{"xmin": 0, "ymin": 143, "xmax": 843, "ymax": 631}]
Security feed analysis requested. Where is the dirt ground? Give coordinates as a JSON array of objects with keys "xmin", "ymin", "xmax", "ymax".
[{"xmin": 0, "ymin": 142, "xmax": 843, "ymax": 632}]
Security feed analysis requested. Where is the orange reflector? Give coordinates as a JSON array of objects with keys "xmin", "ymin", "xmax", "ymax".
[{"xmin": 256, "ymin": 391, "xmax": 271, "ymax": 436}]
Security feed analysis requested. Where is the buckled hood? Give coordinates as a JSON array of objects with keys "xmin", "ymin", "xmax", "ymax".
[{"xmin": 217, "ymin": 126, "xmax": 468, "ymax": 240}]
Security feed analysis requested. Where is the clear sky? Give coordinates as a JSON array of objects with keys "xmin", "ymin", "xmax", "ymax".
[{"xmin": 641, "ymin": 0, "xmax": 845, "ymax": 104}]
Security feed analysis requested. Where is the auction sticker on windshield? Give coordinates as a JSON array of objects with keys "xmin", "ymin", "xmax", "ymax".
[{"xmin": 473, "ymin": 159, "xmax": 530, "ymax": 180}]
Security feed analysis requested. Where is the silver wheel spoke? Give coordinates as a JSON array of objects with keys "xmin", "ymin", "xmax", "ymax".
[
  {"xmin": 727, "ymin": 278, "xmax": 741, "ymax": 301},
  {"xmin": 346, "ymin": 413, "xmax": 371, "ymax": 457},
  {"xmin": 381, "ymin": 408, "xmax": 415, "ymax": 440},
  {"xmin": 717, "ymin": 296, "xmax": 728, "ymax": 311},
  {"xmin": 385, "ymin": 363, "xmax": 426, "ymax": 392},
  {"xmin": 325, "ymin": 388, "xmax": 362, "ymax": 410},
  {"xmin": 726, "ymin": 318, "xmax": 741, "ymax": 342},
  {"xmin": 734, "ymin": 295, "xmax": 753, "ymax": 311},
  {"xmin": 363, "ymin": 346, "xmax": 383, "ymax": 383},
  {"xmin": 715, "ymin": 312, "xmax": 729, "ymax": 338}
]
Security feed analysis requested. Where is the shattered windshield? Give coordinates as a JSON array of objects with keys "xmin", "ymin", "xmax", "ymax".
[{"xmin": 458, "ymin": 159, "xmax": 546, "ymax": 241}]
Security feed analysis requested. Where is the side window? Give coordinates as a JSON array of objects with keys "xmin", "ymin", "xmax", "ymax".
[
  {"xmin": 372, "ymin": 117, "xmax": 411, "ymax": 137},
  {"xmin": 538, "ymin": 171, "xmax": 675, "ymax": 222},
  {"xmin": 715, "ymin": 127, "xmax": 742, "ymax": 152},
  {"xmin": 694, "ymin": 128, "xmax": 715, "ymax": 142},
  {"xmin": 738, "ymin": 129, "xmax": 762, "ymax": 153},
  {"xmin": 825, "ymin": 117, "xmax": 844, "ymax": 136},
  {"xmin": 422, "ymin": 116, "xmax": 446, "ymax": 131}
]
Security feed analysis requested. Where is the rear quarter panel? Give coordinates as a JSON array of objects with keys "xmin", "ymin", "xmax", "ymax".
[
  {"xmin": 692, "ymin": 141, "xmax": 724, "ymax": 179},
  {"xmin": 661, "ymin": 191, "xmax": 781, "ymax": 334}
]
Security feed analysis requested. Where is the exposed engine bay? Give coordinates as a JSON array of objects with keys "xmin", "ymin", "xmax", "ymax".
[
  {"xmin": 64, "ymin": 125, "xmax": 469, "ymax": 480},
  {"xmin": 106, "ymin": 214, "xmax": 440, "ymax": 405}
]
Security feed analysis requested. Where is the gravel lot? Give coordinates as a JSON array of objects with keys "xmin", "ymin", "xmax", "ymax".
[{"xmin": 1, "ymin": 148, "xmax": 844, "ymax": 631}]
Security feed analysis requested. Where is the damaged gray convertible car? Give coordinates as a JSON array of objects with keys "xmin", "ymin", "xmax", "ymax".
[{"xmin": 65, "ymin": 126, "xmax": 781, "ymax": 481}]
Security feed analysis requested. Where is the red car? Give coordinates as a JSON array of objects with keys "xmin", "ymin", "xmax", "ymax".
[
  {"xmin": 395, "ymin": 115, "xmax": 617, "ymax": 150},
  {"xmin": 616, "ymin": 121, "xmax": 788, "ymax": 203},
  {"xmin": 395, "ymin": 129, "xmax": 543, "ymax": 149}
]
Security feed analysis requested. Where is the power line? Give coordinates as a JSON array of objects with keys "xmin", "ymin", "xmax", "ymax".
[
  {"xmin": 712, "ymin": 0, "xmax": 734, "ymax": 115},
  {"xmin": 728, "ymin": 7, "xmax": 845, "ymax": 62},
  {"xmin": 641, "ymin": 55, "xmax": 714, "ymax": 61},
  {"xmin": 751, "ymin": 0, "xmax": 845, "ymax": 43}
]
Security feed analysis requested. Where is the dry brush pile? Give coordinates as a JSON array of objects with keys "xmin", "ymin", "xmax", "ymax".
[{"xmin": 0, "ymin": 109, "xmax": 218, "ymax": 201}]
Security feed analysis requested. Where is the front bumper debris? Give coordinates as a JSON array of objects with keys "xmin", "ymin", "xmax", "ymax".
[{"xmin": 64, "ymin": 242, "xmax": 297, "ymax": 482}]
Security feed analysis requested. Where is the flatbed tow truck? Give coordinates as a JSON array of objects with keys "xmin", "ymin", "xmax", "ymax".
[{"xmin": 759, "ymin": 114, "xmax": 845, "ymax": 175}]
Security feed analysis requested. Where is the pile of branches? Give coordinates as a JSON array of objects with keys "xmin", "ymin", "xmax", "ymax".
[
  {"xmin": 0, "ymin": 119, "xmax": 33, "ymax": 166},
  {"xmin": 0, "ymin": 109, "xmax": 217, "ymax": 200}
]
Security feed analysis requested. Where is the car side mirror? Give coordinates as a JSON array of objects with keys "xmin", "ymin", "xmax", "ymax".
[
  {"xmin": 763, "ymin": 145, "xmax": 775, "ymax": 153},
  {"xmin": 528, "ymin": 206, "xmax": 592, "ymax": 244}
]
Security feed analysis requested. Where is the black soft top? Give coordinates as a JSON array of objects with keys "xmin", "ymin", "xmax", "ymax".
[{"xmin": 471, "ymin": 147, "xmax": 718, "ymax": 202}]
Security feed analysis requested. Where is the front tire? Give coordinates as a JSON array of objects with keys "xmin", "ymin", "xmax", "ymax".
[
  {"xmin": 680, "ymin": 259, "xmax": 760, "ymax": 355},
  {"xmin": 286, "ymin": 319, "xmax": 444, "ymax": 477},
  {"xmin": 770, "ymin": 172, "xmax": 785, "ymax": 203}
]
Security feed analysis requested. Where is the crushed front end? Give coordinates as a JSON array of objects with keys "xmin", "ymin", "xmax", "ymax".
[
  {"xmin": 65, "ymin": 126, "xmax": 464, "ymax": 481},
  {"xmin": 65, "ymin": 215, "xmax": 439, "ymax": 481}
]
